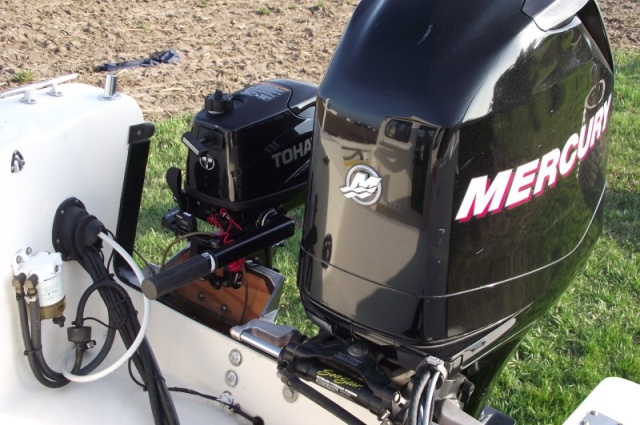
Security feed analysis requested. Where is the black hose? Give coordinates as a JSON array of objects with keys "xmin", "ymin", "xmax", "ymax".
[
  {"xmin": 13, "ymin": 240, "xmax": 178, "ymax": 424},
  {"xmin": 407, "ymin": 369, "xmax": 432, "ymax": 425},
  {"xmin": 28, "ymin": 297, "xmax": 73, "ymax": 382},
  {"xmin": 75, "ymin": 316, "xmax": 116, "ymax": 376},
  {"xmin": 78, "ymin": 248, "xmax": 179, "ymax": 425},
  {"xmin": 16, "ymin": 294, "xmax": 68, "ymax": 388},
  {"xmin": 422, "ymin": 371, "xmax": 440, "ymax": 425},
  {"xmin": 69, "ymin": 279, "xmax": 118, "ymax": 375}
]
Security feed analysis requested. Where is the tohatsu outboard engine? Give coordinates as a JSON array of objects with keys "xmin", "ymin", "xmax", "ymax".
[
  {"xmin": 165, "ymin": 79, "xmax": 317, "ymax": 234},
  {"xmin": 290, "ymin": 0, "xmax": 614, "ymax": 422},
  {"xmin": 153, "ymin": 79, "xmax": 317, "ymax": 321}
]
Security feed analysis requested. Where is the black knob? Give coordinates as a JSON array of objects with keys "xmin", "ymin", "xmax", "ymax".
[{"xmin": 205, "ymin": 89, "xmax": 233, "ymax": 113}]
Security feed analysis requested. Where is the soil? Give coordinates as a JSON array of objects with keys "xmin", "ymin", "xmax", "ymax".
[{"xmin": 0, "ymin": 0, "xmax": 637, "ymax": 120}]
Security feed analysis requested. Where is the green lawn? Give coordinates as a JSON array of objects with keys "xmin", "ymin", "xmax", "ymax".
[{"xmin": 135, "ymin": 49, "xmax": 640, "ymax": 423}]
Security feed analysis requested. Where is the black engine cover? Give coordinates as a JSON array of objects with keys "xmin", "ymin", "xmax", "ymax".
[
  {"xmin": 298, "ymin": 0, "xmax": 614, "ymax": 365},
  {"xmin": 184, "ymin": 79, "xmax": 317, "ymax": 222}
]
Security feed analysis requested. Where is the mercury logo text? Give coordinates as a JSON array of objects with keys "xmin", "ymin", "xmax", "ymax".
[{"xmin": 456, "ymin": 93, "xmax": 611, "ymax": 222}]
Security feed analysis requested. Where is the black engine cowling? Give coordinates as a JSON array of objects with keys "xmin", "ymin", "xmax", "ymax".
[
  {"xmin": 298, "ymin": 0, "xmax": 614, "ymax": 375},
  {"xmin": 182, "ymin": 79, "xmax": 317, "ymax": 225}
]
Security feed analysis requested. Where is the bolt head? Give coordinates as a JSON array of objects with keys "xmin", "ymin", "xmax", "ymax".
[
  {"xmin": 282, "ymin": 386, "xmax": 298, "ymax": 403},
  {"xmin": 229, "ymin": 349, "xmax": 242, "ymax": 366},
  {"xmin": 224, "ymin": 370, "xmax": 238, "ymax": 387}
]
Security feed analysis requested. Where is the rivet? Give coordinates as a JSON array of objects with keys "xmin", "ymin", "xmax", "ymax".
[
  {"xmin": 225, "ymin": 370, "xmax": 238, "ymax": 387},
  {"xmin": 282, "ymin": 386, "xmax": 298, "ymax": 403},
  {"xmin": 229, "ymin": 349, "xmax": 242, "ymax": 366}
]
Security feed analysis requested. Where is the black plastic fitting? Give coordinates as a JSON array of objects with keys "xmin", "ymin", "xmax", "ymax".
[
  {"xmin": 67, "ymin": 326, "xmax": 92, "ymax": 344},
  {"xmin": 52, "ymin": 198, "xmax": 106, "ymax": 261},
  {"xmin": 205, "ymin": 89, "xmax": 233, "ymax": 113}
]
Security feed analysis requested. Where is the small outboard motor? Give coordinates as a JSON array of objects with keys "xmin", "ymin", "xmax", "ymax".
[
  {"xmin": 156, "ymin": 79, "xmax": 316, "ymax": 315},
  {"xmin": 165, "ymin": 79, "xmax": 317, "ymax": 232},
  {"xmin": 295, "ymin": 0, "xmax": 614, "ymax": 419}
]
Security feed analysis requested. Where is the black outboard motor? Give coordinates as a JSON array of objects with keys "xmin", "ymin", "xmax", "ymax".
[
  {"xmin": 166, "ymin": 79, "xmax": 317, "ymax": 232},
  {"xmin": 295, "ymin": 0, "xmax": 614, "ymax": 421},
  {"xmin": 154, "ymin": 80, "xmax": 316, "ymax": 303}
]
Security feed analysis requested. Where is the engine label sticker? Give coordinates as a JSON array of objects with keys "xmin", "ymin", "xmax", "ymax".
[
  {"xmin": 271, "ymin": 137, "xmax": 312, "ymax": 168},
  {"xmin": 456, "ymin": 92, "xmax": 612, "ymax": 222},
  {"xmin": 239, "ymin": 82, "xmax": 289, "ymax": 102},
  {"xmin": 341, "ymin": 164, "xmax": 383, "ymax": 206},
  {"xmin": 315, "ymin": 368, "xmax": 363, "ymax": 400}
]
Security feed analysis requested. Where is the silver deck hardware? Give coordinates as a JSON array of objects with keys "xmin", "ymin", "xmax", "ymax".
[
  {"xmin": 98, "ymin": 74, "xmax": 120, "ymax": 101},
  {"xmin": 0, "ymin": 74, "xmax": 78, "ymax": 104}
]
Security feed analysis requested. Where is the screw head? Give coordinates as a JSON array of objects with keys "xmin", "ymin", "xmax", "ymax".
[
  {"xmin": 224, "ymin": 370, "xmax": 238, "ymax": 387},
  {"xmin": 378, "ymin": 410, "xmax": 391, "ymax": 421},
  {"xmin": 282, "ymin": 386, "xmax": 298, "ymax": 403},
  {"xmin": 229, "ymin": 349, "xmax": 242, "ymax": 366}
]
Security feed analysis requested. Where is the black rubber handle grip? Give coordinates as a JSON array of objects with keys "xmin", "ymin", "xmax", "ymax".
[{"xmin": 142, "ymin": 253, "xmax": 215, "ymax": 300}]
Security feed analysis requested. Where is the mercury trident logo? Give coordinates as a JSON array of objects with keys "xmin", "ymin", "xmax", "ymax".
[{"xmin": 340, "ymin": 164, "xmax": 382, "ymax": 206}]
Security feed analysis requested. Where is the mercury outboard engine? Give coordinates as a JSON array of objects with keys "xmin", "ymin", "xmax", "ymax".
[
  {"xmin": 146, "ymin": 0, "xmax": 614, "ymax": 423},
  {"xmin": 287, "ymin": 0, "xmax": 614, "ymax": 423}
]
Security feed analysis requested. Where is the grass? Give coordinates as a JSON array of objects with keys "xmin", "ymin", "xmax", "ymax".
[
  {"xmin": 134, "ymin": 49, "xmax": 640, "ymax": 423},
  {"xmin": 11, "ymin": 69, "xmax": 37, "ymax": 84},
  {"xmin": 135, "ymin": 114, "xmax": 192, "ymax": 266}
]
